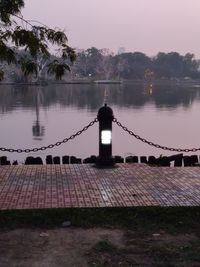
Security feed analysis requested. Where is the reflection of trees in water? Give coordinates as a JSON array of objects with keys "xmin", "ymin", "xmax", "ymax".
[
  {"xmin": 0, "ymin": 83, "xmax": 199, "ymax": 113},
  {"xmin": 109, "ymin": 84, "xmax": 199, "ymax": 109}
]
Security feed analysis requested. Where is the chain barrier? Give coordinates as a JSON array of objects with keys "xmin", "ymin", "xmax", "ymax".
[
  {"xmin": 0, "ymin": 118, "xmax": 98, "ymax": 153},
  {"xmin": 113, "ymin": 117, "xmax": 200, "ymax": 153},
  {"xmin": 3, "ymin": 113, "xmax": 200, "ymax": 154}
]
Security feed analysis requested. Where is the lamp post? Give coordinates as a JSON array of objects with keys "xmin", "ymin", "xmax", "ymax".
[{"xmin": 96, "ymin": 104, "xmax": 115, "ymax": 167}]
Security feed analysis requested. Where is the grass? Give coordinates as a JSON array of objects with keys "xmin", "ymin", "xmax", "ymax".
[
  {"xmin": 87, "ymin": 239, "xmax": 141, "ymax": 267},
  {"xmin": 1, "ymin": 206, "xmax": 200, "ymax": 232},
  {"xmin": 86, "ymin": 237, "xmax": 200, "ymax": 267},
  {"xmin": 1, "ymin": 207, "xmax": 200, "ymax": 266},
  {"xmin": 91, "ymin": 240, "xmax": 117, "ymax": 253},
  {"xmin": 146, "ymin": 241, "xmax": 200, "ymax": 266}
]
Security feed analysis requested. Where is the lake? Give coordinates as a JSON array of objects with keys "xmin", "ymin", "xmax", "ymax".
[{"xmin": 0, "ymin": 82, "xmax": 200, "ymax": 163}]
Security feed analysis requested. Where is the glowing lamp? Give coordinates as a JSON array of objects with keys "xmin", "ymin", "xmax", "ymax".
[
  {"xmin": 96, "ymin": 104, "xmax": 115, "ymax": 167},
  {"xmin": 101, "ymin": 130, "xmax": 112, "ymax": 145}
]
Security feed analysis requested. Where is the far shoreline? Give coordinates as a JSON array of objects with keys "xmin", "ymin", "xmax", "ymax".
[{"xmin": 1, "ymin": 78, "xmax": 200, "ymax": 87}]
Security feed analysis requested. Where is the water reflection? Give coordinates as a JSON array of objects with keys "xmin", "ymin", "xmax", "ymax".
[
  {"xmin": 0, "ymin": 83, "xmax": 199, "ymax": 113},
  {"xmin": 32, "ymin": 88, "xmax": 45, "ymax": 141},
  {"xmin": 143, "ymin": 83, "xmax": 153, "ymax": 96},
  {"xmin": 1, "ymin": 82, "xmax": 200, "ymax": 162}
]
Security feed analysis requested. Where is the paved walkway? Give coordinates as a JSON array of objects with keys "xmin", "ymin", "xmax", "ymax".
[{"xmin": 0, "ymin": 164, "xmax": 200, "ymax": 210}]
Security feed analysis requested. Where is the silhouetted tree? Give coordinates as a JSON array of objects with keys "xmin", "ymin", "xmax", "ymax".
[{"xmin": 0, "ymin": 0, "xmax": 76, "ymax": 80}]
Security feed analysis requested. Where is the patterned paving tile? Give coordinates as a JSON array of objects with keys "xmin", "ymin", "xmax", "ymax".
[{"xmin": 1, "ymin": 164, "xmax": 200, "ymax": 209}]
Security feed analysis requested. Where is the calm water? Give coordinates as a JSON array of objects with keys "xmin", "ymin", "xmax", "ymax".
[{"xmin": 0, "ymin": 82, "xmax": 200, "ymax": 163}]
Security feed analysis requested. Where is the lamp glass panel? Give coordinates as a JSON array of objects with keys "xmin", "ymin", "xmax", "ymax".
[{"xmin": 101, "ymin": 130, "xmax": 111, "ymax": 144}]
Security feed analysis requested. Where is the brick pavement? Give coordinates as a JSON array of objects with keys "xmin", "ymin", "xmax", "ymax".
[{"xmin": 1, "ymin": 164, "xmax": 200, "ymax": 210}]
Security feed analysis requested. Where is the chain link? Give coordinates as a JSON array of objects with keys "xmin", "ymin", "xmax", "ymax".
[
  {"xmin": 113, "ymin": 117, "xmax": 200, "ymax": 152},
  {"xmin": 0, "ymin": 118, "xmax": 98, "ymax": 153},
  {"xmin": 3, "ymin": 114, "xmax": 199, "ymax": 154}
]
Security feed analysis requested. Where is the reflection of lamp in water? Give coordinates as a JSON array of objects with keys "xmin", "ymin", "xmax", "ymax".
[
  {"xmin": 32, "ymin": 88, "xmax": 45, "ymax": 140},
  {"xmin": 144, "ymin": 68, "xmax": 154, "ymax": 96},
  {"xmin": 144, "ymin": 83, "xmax": 153, "ymax": 96}
]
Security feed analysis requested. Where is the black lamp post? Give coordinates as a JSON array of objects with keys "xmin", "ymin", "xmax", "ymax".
[{"xmin": 96, "ymin": 104, "xmax": 115, "ymax": 167}]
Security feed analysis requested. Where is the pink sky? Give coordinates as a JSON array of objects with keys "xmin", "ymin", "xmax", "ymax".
[{"xmin": 23, "ymin": 0, "xmax": 200, "ymax": 57}]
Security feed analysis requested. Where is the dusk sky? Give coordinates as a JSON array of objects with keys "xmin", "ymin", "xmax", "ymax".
[{"xmin": 23, "ymin": 0, "xmax": 200, "ymax": 57}]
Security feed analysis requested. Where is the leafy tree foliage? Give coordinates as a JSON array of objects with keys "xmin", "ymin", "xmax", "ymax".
[
  {"xmin": 75, "ymin": 47, "xmax": 103, "ymax": 77},
  {"xmin": 73, "ymin": 48, "xmax": 200, "ymax": 80},
  {"xmin": 111, "ymin": 52, "xmax": 151, "ymax": 79},
  {"xmin": 153, "ymin": 52, "xmax": 199, "ymax": 78},
  {"xmin": 0, "ymin": 0, "xmax": 76, "ymax": 80}
]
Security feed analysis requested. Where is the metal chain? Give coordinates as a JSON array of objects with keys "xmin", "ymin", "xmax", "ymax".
[
  {"xmin": 0, "ymin": 118, "xmax": 98, "ymax": 153},
  {"xmin": 113, "ymin": 117, "xmax": 200, "ymax": 152}
]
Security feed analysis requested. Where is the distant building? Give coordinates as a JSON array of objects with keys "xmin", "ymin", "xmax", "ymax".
[{"xmin": 118, "ymin": 47, "xmax": 126, "ymax": 55}]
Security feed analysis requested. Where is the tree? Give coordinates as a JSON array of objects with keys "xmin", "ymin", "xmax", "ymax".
[
  {"xmin": 153, "ymin": 52, "xmax": 200, "ymax": 79},
  {"xmin": 75, "ymin": 47, "xmax": 104, "ymax": 78},
  {"xmin": 99, "ymin": 48, "xmax": 114, "ymax": 79},
  {"xmin": 112, "ymin": 52, "xmax": 151, "ymax": 79},
  {"xmin": 0, "ymin": 0, "xmax": 76, "ymax": 81}
]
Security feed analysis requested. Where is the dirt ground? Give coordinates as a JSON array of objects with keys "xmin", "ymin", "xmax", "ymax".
[
  {"xmin": 0, "ymin": 227, "xmax": 200, "ymax": 267},
  {"xmin": 0, "ymin": 228, "xmax": 122, "ymax": 267}
]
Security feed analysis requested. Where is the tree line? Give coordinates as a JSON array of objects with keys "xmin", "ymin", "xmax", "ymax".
[
  {"xmin": 2, "ymin": 47, "xmax": 200, "ymax": 83},
  {"xmin": 70, "ymin": 47, "xmax": 200, "ymax": 81}
]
